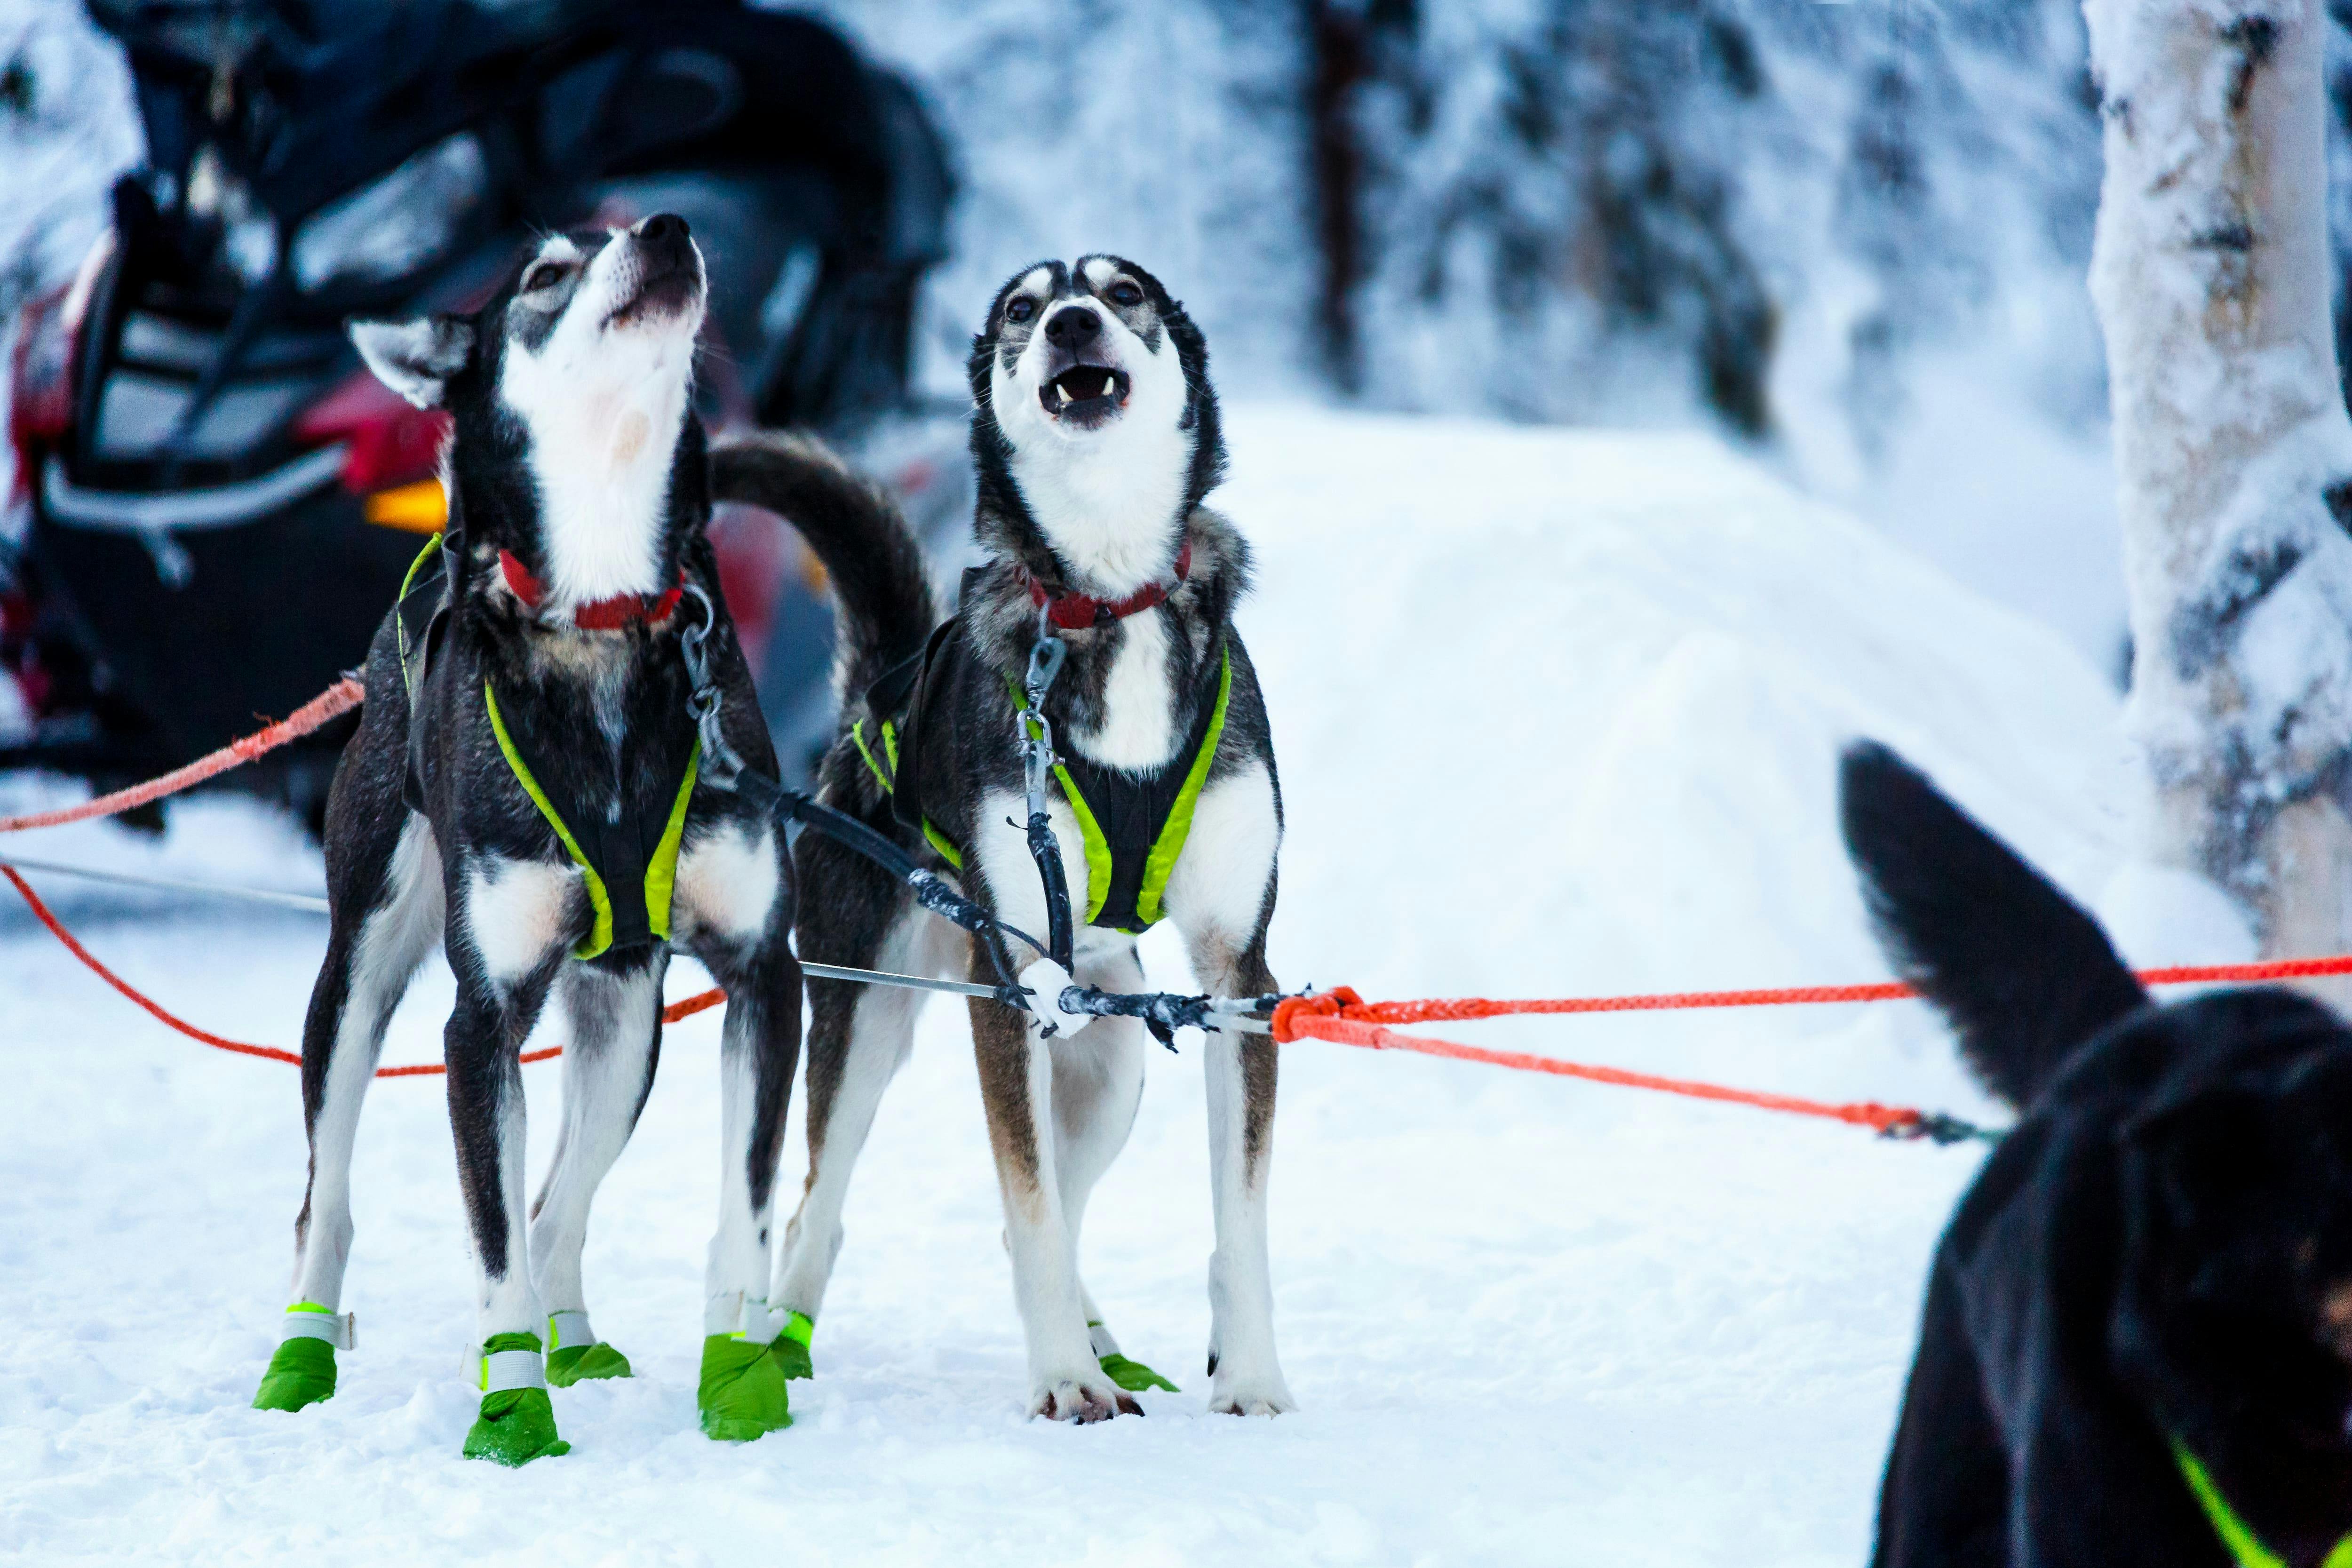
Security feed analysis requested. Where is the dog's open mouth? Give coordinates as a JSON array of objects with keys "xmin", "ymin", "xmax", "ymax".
[
  {"xmin": 606, "ymin": 267, "xmax": 701, "ymax": 329},
  {"xmin": 1041, "ymin": 364, "xmax": 1130, "ymax": 419}
]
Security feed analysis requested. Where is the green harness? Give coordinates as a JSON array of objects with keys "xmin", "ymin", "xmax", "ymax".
[
  {"xmin": 852, "ymin": 645, "xmax": 1232, "ymax": 935},
  {"xmin": 397, "ymin": 533, "xmax": 701, "ymax": 963},
  {"xmin": 2175, "ymin": 1441, "xmax": 2352, "ymax": 1568}
]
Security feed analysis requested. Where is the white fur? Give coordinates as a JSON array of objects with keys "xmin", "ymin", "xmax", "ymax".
[
  {"xmin": 1156, "ymin": 762, "xmax": 1281, "ymax": 938},
  {"xmin": 1069, "ymin": 611, "xmax": 1180, "ymax": 772},
  {"xmin": 290, "ymin": 814, "xmax": 445, "ymax": 1310},
  {"xmin": 773, "ymin": 908, "xmax": 957, "ymax": 1318},
  {"xmin": 496, "ymin": 222, "xmax": 705, "ymax": 608},
  {"xmin": 350, "ymin": 317, "xmax": 471, "ymax": 410},
  {"xmin": 674, "ymin": 822, "xmax": 781, "ymax": 946},
  {"xmin": 971, "ymin": 786, "xmax": 1093, "ymax": 940},
  {"xmin": 989, "ymin": 280, "xmax": 1192, "ymax": 596},
  {"xmin": 1159, "ymin": 762, "xmax": 1294, "ymax": 1415},
  {"xmin": 529, "ymin": 963, "xmax": 662, "ymax": 1317},
  {"xmin": 462, "ymin": 855, "xmax": 577, "ymax": 985}
]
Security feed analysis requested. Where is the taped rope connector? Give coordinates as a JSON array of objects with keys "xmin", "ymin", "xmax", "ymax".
[
  {"xmin": 1881, "ymin": 1110, "xmax": 2002, "ymax": 1146},
  {"xmin": 281, "ymin": 1302, "xmax": 355, "ymax": 1350}
]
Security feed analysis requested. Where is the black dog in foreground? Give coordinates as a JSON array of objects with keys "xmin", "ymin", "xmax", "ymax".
[{"xmin": 1841, "ymin": 742, "xmax": 2352, "ymax": 1568}]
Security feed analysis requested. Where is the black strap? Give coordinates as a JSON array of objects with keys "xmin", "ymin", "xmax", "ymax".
[{"xmin": 1054, "ymin": 636, "xmax": 1227, "ymax": 932}]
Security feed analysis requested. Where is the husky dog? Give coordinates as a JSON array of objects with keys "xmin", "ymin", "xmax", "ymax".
[
  {"xmin": 712, "ymin": 255, "xmax": 1295, "ymax": 1421},
  {"xmin": 249, "ymin": 215, "xmax": 807, "ymax": 1463},
  {"xmin": 1843, "ymin": 742, "xmax": 2352, "ymax": 1566}
]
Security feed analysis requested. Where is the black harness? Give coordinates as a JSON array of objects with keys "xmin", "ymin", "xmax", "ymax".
[
  {"xmin": 393, "ymin": 534, "xmax": 700, "ymax": 961},
  {"xmin": 853, "ymin": 572, "xmax": 1232, "ymax": 937}
]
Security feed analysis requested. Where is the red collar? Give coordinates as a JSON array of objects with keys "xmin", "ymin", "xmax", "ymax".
[
  {"xmin": 1022, "ymin": 539, "xmax": 1192, "ymax": 630},
  {"xmin": 499, "ymin": 549, "xmax": 684, "ymax": 630}
]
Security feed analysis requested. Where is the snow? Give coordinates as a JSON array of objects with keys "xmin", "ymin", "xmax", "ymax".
[{"xmin": 0, "ymin": 406, "xmax": 2130, "ymax": 1563}]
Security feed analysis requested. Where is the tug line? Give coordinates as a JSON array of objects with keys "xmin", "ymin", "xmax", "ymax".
[{"xmin": 9, "ymin": 676, "xmax": 2352, "ymax": 1136}]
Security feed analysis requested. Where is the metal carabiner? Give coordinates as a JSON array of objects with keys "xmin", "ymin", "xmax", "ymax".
[{"xmin": 678, "ymin": 582, "xmax": 742, "ymax": 788}]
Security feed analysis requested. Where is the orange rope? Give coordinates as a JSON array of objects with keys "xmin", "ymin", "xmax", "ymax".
[
  {"xmin": 0, "ymin": 677, "xmax": 366, "ymax": 834},
  {"xmin": 1268, "ymin": 958, "xmax": 2352, "ymax": 1137},
  {"xmin": 2, "ymin": 865, "xmax": 718, "ymax": 1078},
  {"xmin": 11, "ymin": 687, "xmax": 2352, "ymax": 1133},
  {"xmin": 1274, "ymin": 996, "xmax": 1925, "ymax": 1134}
]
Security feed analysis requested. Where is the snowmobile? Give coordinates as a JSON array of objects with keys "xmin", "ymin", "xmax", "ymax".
[{"xmin": 1, "ymin": 0, "xmax": 958, "ymax": 825}]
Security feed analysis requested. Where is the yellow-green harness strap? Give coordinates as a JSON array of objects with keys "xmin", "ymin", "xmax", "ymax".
[
  {"xmin": 2174, "ymin": 1441, "xmax": 2352, "ymax": 1568},
  {"xmin": 1003, "ymin": 646, "xmax": 1232, "ymax": 933},
  {"xmin": 483, "ymin": 681, "xmax": 699, "ymax": 962},
  {"xmin": 1135, "ymin": 649, "xmax": 1232, "ymax": 928},
  {"xmin": 849, "ymin": 717, "xmax": 965, "ymax": 872}
]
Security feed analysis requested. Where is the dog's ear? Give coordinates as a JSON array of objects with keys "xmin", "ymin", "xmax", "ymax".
[{"xmin": 349, "ymin": 315, "xmax": 474, "ymax": 409}]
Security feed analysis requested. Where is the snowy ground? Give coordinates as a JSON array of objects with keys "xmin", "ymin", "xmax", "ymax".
[{"xmin": 0, "ymin": 407, "xmax": 2127, "ymax": 1565}]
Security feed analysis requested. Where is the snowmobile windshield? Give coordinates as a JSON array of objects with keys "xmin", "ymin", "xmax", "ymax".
[{"xmin": 288, "ymin": 132, "xmax": 490, "ymax": 294}]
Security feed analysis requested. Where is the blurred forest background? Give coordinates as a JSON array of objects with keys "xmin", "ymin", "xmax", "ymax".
[{"xmin": 13, "ymin": 0, "xmax": 2344, "ymax": 668}]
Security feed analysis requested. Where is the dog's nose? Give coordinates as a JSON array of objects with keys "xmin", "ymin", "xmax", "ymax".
[
  {"xmin": 634, "ymin": 213, "xmax": 691, "ymax": 243},
  {"xmin": 1044, "ymin": 307, "xmax": 1101, "ymax": 350}
]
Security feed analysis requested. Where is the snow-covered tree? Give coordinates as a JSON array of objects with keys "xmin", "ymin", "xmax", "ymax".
[{"xmin": 2088, "ymin": 0, "xmax": 2352, "ymax": 956}]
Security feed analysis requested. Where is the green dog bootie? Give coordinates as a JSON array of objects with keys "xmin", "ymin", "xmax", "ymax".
[
  {"xmin": 253, "ymin": 1302, "xmax": 352, "ymax": 1412},
  {"xmin": 773, "ymin": 1309, "xmax": 815, "ymax": 1382},
  {"xmin": 698, "ymin": 1296, "xmax": 800, "ymax": 1441},
  {"xmin": 1098, "ymin": 1352, "xmax": 1178, "ymax": 1394},
  {"xmin": 1086, "ymin": 1321, "xmax": 1176, "ymax": 1394},
  {"xmin": 461, "ymin": 1332, "xmax": 570, "ymax": 1465},
  {"xmin": 544, "ymin": 1311, "xmax": 631, "ymax": 1387}
]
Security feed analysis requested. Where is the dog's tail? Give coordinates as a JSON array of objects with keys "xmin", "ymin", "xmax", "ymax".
[
  {"xmin": 709, "ymin": 430, "xmax": 937, "ymax": 700},
  {"xmin": 1839, "ymin": 741, "xmax": 2146, "ymax": 1108}
]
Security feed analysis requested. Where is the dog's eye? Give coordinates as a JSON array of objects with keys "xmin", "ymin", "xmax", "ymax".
[
  {"xmin": 520, "ymin": 261, "xmax": 572, "ymax": 294},
  {"xmin": 1005, "ymin": 297, "xmax": 1037, "ymax": 324},
  {"xmin": 1106, "ymin": 281, "xmax": 1144, "ymax": 308}
]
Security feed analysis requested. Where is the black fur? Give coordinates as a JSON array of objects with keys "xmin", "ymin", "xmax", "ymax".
[
  {"xmin": 1841, "ymin": 741, "xmax": 2149, "ymax": 1106},
  {"xmin": 285, "ymin": 219, "xmax": 802, "ymax": 1350},
  {"xmin": 1842, "ymin": 741, "xmax": 2352, "ymax": 1568},
  {"xmin": 710, "ymin": 255, "xmax": 1294, "ymax": 1418}
]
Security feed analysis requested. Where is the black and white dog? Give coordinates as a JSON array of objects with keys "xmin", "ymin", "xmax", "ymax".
[
  {"xmin": 711, "ymin": 256, "xmax": 1296, "ymax": 1422},
  {"xmin": 1842, "ymin": 742, "xmax": 2352, "ymax": 1566},
  {"xmin": 250, "ymin": 216, "xmax": 806, "ymax": 1463}
]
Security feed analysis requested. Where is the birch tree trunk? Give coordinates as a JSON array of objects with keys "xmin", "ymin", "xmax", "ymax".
[{"xmin": 2087, "ymin": 0, "xmax": 2352, "ymax": 958}]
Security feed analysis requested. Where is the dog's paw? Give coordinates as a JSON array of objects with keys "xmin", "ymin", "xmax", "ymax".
[
  {"xmin": 1207, "ymin": 1367, "xmax": 1296, "ymax": 1417},
  {"xmin": 1030, "ymin": 1369, "xmax": 1142, "ymax": 1423}
]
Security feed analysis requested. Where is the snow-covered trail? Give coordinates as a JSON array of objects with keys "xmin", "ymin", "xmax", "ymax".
[{"xmin": 0, "ymin": 408, "xmax": 2121, "ymax": 1565}]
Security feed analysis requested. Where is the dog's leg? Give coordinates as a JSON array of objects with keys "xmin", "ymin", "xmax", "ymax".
[
  {"xmin": 254, "ymin": 812, "xmax": 442, "ymax": 1412},
  {"xmin": 1162, "ymin": 763, "xmax": 1295, "ymax": 1415},
  {"xmin": 1052, "ymin": 942, "xmax": 1166, "ymax": 1394},
  {"xmin": 674, "ymin": 817, "xmax": 804, "ymax": 1441},
  {"xmin": 969, "ymin": 971, "xmax": 1136, "ymax": 1421},
  {"xmin": 774, "ymin": 899, "xmax": 939, "ymax": 1339},
  {"xmin": 963, "ymin": 790, "xmax": 1136, "ymax": 1421},
  {"xmin": 444, "ymin": 854, "xmax": 573, "ymax": 1465},
  {"xmin": 525, "ymin": 955, "xmax": 662, "ymax": 1387}
]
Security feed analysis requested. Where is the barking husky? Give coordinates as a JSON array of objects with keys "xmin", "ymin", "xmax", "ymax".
[
  {"xmin": 250, "ymin": 215, "xmax": 806, "ymax": 1463},
  {"xmin": 712, "ymin": 255, "xmax": 1296, "ymax": 1421}
]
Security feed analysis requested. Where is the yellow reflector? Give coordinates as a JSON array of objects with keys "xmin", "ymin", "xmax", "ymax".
[{"xmin": 365, "ymin": 479, "xmax": 447, "ymax": 533}]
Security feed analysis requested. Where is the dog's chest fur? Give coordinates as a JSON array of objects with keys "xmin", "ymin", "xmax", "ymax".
[{"xmin": 498, "ymin": 338, "xmax": 693, "ymax": 606}]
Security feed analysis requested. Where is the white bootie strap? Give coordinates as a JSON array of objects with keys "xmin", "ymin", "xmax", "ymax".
[
  {"xmin": 737, "ymin": 1297, "xmax": 791, "ymax": 1346},
  {"xmin": 281, "ymin": 1303, "xmax": 355, "ymax": 1350},
  {"xmin": 1018, "ymin": 958, "xmax": 1091, "ymax": 1039},
  {"xmin": 547, "ymin": 1311, "xmax": 595, "ymax": 1352},
  {"xmin": 480, "ymin": 1347, "xmax": 546, "ymax": 1393}
]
